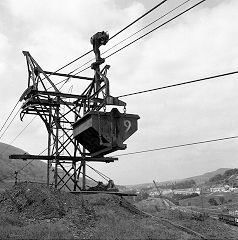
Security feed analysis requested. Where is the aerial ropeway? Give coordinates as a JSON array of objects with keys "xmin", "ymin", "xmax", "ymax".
[{"xmin": 10, "ymin": 31, "xmax": 140, "ymax": 191}]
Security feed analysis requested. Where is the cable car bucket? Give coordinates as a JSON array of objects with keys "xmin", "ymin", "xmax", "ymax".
[{"xmin": 73, "ymin": 108, "xmax": 140, "ymax": 157}]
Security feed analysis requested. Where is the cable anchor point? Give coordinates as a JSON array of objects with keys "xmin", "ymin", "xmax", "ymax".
[{"xmin": 90, "ymin": 31, "xmax": 109, "ymax": 69}]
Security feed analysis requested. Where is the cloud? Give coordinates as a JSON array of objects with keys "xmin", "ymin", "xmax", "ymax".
[
  {"xmin": 100, "ymin": 0, "xmax": 238, "ymax": 184},
  {"xmin": 0, "ymin": 0, "xmax": 145, "ymax": 151},
  {"xmin": 0, "ymin": 33, "xmax": 10, "ymax": 73},
  {"xmin": 1, "ymin": 0, "xmax": 238, "ymax": 184}
]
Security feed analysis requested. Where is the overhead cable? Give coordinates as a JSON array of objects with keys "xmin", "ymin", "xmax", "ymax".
[
  {"xmin": 0, "ymin": 117, "xmax": 36, "ymax": 156},
  {"xmin": 16, "ymin": 128, "xmax": 73, "ymax": 176},
  {"xmin": 55, "ymin": 0, "xmax": 170, "ymax": 88},
  {"xmin": 86, "ymin": 164, "xmax": 110, "ymax": 181},
  {"xmin": 104, "ymin": 0, "xmax": 192, "ymax": 56},
  {"xmin": 0, "ymin": 0, "xmax": 171, "ymax": 182},
  {"xmin": 63, "ymin": 0, "xmax": 191, "ymax": 77},
  {"xmin": 53, "ymin": 0, "xmax": 169, "ymax": 87},
  {"xmin": 0, "ymin": 118, "xmax": 37, "ymax": 181},
  {"xmin": 17, "ymin": 158, "xmax": 35, "ymax": 174},
  {"xmin": 113, "ymin": 135, "xmax": 238, "ymax": 157},
  {"xmin": 0, "ymin": 107, "xmax": 21, "ymax": 140},
  {"xmin": 105, "ymin": 0, "xmax": 206, "ymax": 60},
  {"xmin": 0, "ymin": 0, "xmax": 206, "ymax": 182},
  {"xmin": 6, "ymin": 133, "xmax": 236, "ymax": 181},
  {"xmin": 4, "ymin": 65, "xmax": 235, "ymax": 181},
  {"xmin": 71, "ymin": 0, "xmax": 206, "ymax": 78},
  {"xmin": 0, "ymin": 174, "xmax": 14, "ymax": 182},
  {"xmin": 54, "ymin": 50, "xmax": 93, "ymax": 74},
  {"xmin": 0, "ymin": 100, "xmax": 20, "ymax": 136},
  {"xmin": 109, "ymin": 0, "xmax": 168, "ymax": 40},
  {"xmin": 117, "ymin": 70, "xmax": 238, "ymax": 98}
]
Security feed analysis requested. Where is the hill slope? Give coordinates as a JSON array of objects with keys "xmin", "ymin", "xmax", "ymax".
[
  {"xmin": 1, "ymin": 182, "xmax": 237, "ymax": 239},
  {"xmin": 127, "ymin": 168, "xmax": 231, "ymax": 189},
  {"xmin": 0, "ymin": 142, "xmax": 47, "ymax": 183},
  {"xmin": 0, "ymin": 142, "xmax": 95, "ymax": 190},
  {"xmin": 185, "ymin": 168, "xmax": 230, "ymax": 184}
]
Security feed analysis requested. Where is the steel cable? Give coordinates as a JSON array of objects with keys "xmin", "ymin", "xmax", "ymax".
[
  {"xmin": 55, "ymin": 0, "xmax": 170, "ymax": 89},
  {"xmin": 60, "ymin": 0, "xmax": 192, "ymax": 80},
  {"xmin": 51, "ymin": 0, "xmax": 168, "ymax": 78},
  {"xmin": 0, "ymin": 0, "xmax": 208, "ymax": 183},
  {"xmin": 112, "ymin": 135, "xmax": 238, "ymax": 157},
  {"xmin": 68, "ymin": 0, "xmax": 206, "ymax": 81},
  {"xmin": 105, "ymin": 0, "xmax": 206, "ymax": 60},
  {"xmin": 117, "ymin": 70, "xmax": 238, "ymax": 98},
  {"xmin": 86, "ymin": 164, "xmax": 110, "ymax": 181},
  {"xmin": 0, "ymin": 107, "xmax": 21, "ymax": 140},
  {"xmin": 0, "ymin": 100, "xmax": 20, "ymax": 135},
  {"xmin": 109, "ymin": 0, "xmax": 168, "ymax": 41}
]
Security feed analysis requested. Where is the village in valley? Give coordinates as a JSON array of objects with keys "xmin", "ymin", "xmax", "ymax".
[{"xmin": 126, "ymin": 169, "xmax": 238, "ymax": 209}]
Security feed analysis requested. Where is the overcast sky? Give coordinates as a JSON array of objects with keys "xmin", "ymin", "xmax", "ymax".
[{"xmin": 1, "ymin": 0, "xmax": 238, "ymax": 185}]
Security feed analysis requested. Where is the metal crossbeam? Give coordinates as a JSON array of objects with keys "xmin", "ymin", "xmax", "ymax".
[
  {"xmin": 10, "ymin": 154, "xmax": 117, "ymax": 162},
  {"xmin": 44, "ymin": 71, "xmax": 94, "ymax": 81},
  {"xmin": 70, "ymin": 191, "xmax": 137, "ymax": 197}
]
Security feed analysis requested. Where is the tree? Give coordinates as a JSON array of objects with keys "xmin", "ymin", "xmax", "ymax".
[
  {"xmin": 218, "ymin": 196, "xmax": 225, "ymax": 205},
  {"xmin": 208, "ymin": 198, "xmax": 218, "ymax": 206},
  {"xmin": 224, "ymin": 169, "xmax": 238, "ymax": 177},
  {"xmin": 209, "ymin": 169, "xmax": 238, "ymax": 184},
  {"xmin": 209, "ymin": 174, "xmax": 223, "ymax": 183}
]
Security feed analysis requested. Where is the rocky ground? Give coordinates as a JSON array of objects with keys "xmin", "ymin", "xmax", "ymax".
[
  {"xmin": 136, "ymin": 198, "xmax": 238, "ymax": 240},
  {"xmin": 0, "ymin": 182, "xmax": 238, "ymax": 239}
]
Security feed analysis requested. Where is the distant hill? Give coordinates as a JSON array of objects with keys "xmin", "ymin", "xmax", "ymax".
[
  {"xmin": 0, "ymin": 142, "xmax": 47, "ymax": 183},
  {"xmin": 208, "ymin": 168, "xmax": 238, "ymax": 185},
  {"xmin": 127, "ymin": 168, "xmax": 231, "ymax": 190},
  {"xmin": 0, "ymin": 142, "xmax": 96, "ymax": 191},
  {"xmin": 185, "ymin": 168, "xmax": 230, "ymax": 184}
]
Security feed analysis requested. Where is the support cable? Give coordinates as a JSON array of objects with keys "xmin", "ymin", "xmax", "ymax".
[
  {"xmin": 60, "ymin": 0, "xmax": 191, "ymax": 78},
  {"xmin": 3, "ymin": 67, "xmax": 237, "ymax": 180},
  {"xmin": 109, "ymin": 0, "xmax": 168, "ymax": 41},
  {"xmin": 0, "ymin": 175, "xmax": 14, "ymax": 182},
  {"xmin": 112, "ymin": 135, "xmax": 238, "ymax": 157},
  {"xmin": 3, "ymin": 134, "xmax": 238, "ymax": 182},
  {"xmin": 105, "ymin": 0, "xmax": 206, "ymax": 60},
  {"xmin": 51, "ymin": 0, "xmax": 169, "ymax": 80},
  {"xmin": 17, "ymin": 158, "xmax": 35, "ymax": 175},
  {"xmin": 0, "ymin": 107, "xmax": 21, "ymax": 140},
  {"xmin": 117, "ymin": 70, "xmax": 238, "ymax": 98},
  {"xmin": 54, "ymin": 50, "xmax": 93, "ymax": 74},
  {"xmin": 50, "ymin": 0, "xmax": 169, "ymax": 90},
  {"xmin": 0, "ymin": 0, "xmax": 207, "ymax": 183},
  {"xmin": 0, "ymin": 100, "xmax": 20, "ymax": 135},
  {"xmin": 104, "ymin": 0, "xmax": 191, "ymax": 55},
  {"xmin": 21, "ymin": 70, "xmax": 238, "ymax": 161},
  {"xmin": 0, "ymin": 117, "xmax": 37, "ymax": 182},
  {"xmin": 0, "ymin": 87, "xmax": 72, "ymax": 162},
  {"xmin": 68, "ymin": 0, "xmax": 206, "ymax": 80},
  {"xmin": 14, "ymin": 138, "xmax": 52, "ymax": 178},
  {"xmin": 86, "ymin": 164, "xmax": 110, "ymax": 181},
  {"xmin": 14, "ymin": 128, "xmax": 72, "ymax": 178},
  {"xmin": 0, "ymin": 116, "xmax": 37, "ymax": 156},
  {"xmin": 0, "ymin": 0, "xmax": 171, "ymax": 183}
]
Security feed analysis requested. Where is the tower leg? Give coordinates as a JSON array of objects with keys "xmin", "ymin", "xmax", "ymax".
[
  {"xmin": 47, "ymin": 131, "xmax": 51, "ymax": 187},
  {"xmin": 82, "ymin": 160, "xmax": 86, "ymax": 190},
  {"xmin": 54, "ymin": 105, "xmax": 60, "ymax": 188}
]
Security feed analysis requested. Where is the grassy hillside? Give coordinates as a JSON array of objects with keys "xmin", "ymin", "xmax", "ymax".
[
  {"xmin": 176, "ymin": 191, "xmax": 238, "ymax": 227},
  {"xmin": 127, "ymin": 168, "xmax": 231, "ymax": 190},
  {"xmin": 0, "ymin": 142, "xmax": 95, "ymax": 191},
  {"xmin": 0, "ymin": 142, "xmax": 47, "ymax": 183},
  {"xmin": 3, "ymin": 182, "xmax": 237, "ymax": 240},
  {"xmin": 186, "ymin": 168, "xmax": 230, "ymax": 184}
]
